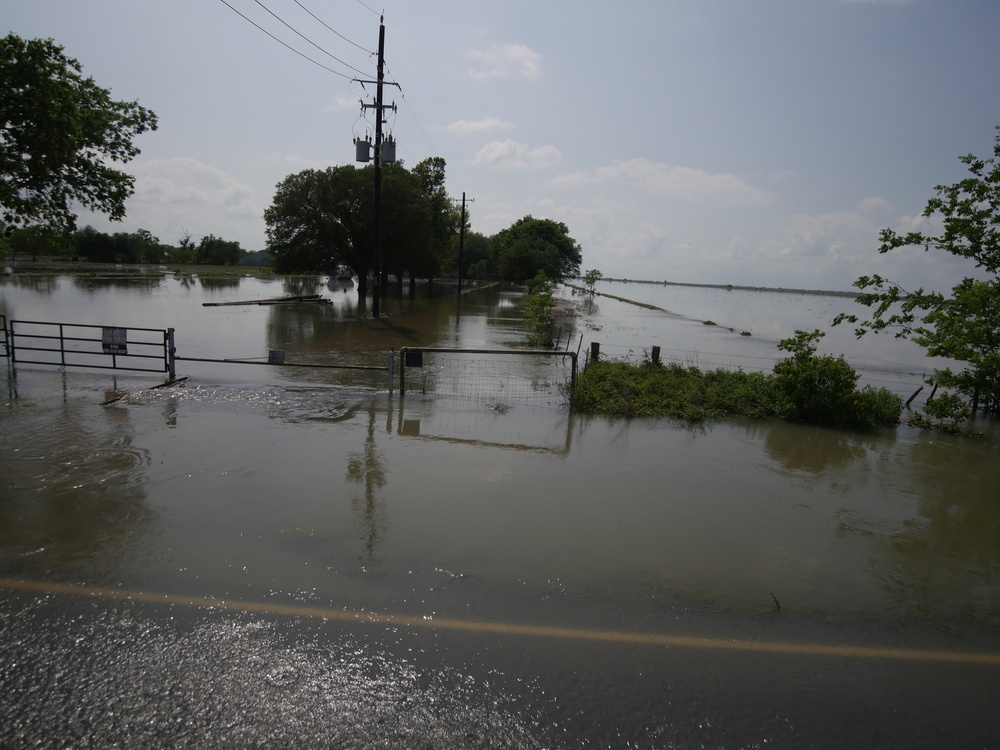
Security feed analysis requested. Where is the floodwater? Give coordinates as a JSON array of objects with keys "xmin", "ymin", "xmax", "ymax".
[{"xmin": 1, "ymin": 273, "xmax": 999, "ymax": 748}]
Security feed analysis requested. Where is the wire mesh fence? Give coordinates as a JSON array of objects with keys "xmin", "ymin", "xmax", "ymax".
[{"xmin": 398, "ymin": 347, "xmax": 577, "ymax": 409}]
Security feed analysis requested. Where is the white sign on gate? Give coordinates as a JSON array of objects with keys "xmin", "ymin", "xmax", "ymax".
[{"xmin": 102, "ymin": 326, "xmax": 128, "ymax": 355}]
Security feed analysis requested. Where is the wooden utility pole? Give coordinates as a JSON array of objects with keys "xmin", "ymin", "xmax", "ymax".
[
  {"xmin": 452, "ymin": 192, "xmax": 474, "ymax": 296},
  {"xmin": 357, "ymin": 17, "xmax": 397, "ymax": 318}
]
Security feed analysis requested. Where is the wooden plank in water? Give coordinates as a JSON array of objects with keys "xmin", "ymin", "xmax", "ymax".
[{"xmin": 202, "ymin": 295, "xmax": 323, "ymax": 307}]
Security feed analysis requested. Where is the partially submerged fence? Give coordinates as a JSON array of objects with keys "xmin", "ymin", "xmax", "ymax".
[
  {"xmin": 1, "ymin": 318, "xmax": 579, "ymax": 406},
  {"xmin": 4, "ymin": 320, "xmax": 176, "ymax": 378},
  {"xmin": 398, "ymin": 346, "xmax": 577, "ymax": 406}
]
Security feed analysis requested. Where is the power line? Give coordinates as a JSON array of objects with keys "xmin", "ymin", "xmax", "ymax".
[
  {"xmin": 291, "ymin": 0, "xmax": 373, "ymax": 55},
  {"xmin": 216, "ymin": 0, "xmax": 359, "ymax": 80},
  {"xmin": 382, "ymin": 61, "xmax": 438, "ymax": 156},
  {"xmin": 354, "ymin": 0, "xmax": 382, "ymax": 17},
  {"xmin": 396, "ymin": 84, "xmax": 438, "ymax": 157},
  {"xmin": 251, "ymin": 0, "xmax": 371, "ymax": 77}
]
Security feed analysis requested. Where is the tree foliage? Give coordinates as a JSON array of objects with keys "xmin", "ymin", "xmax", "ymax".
[
  {"xmin": 522, "ymin": 271, "xmax": 556, "ymax": 345},
  {"xmin": 196, "ymin": 234, "xmax": 246, "ymax": 266},
  {"xmin": 0, "ymin": 34, "xmax": 158, "ymax": 234},
  {"xmin": 265, "ymin": 165, "xmax": 370, "ymax": 280},
  {"xmin": 69, "ymin": 226, "xmax": 242, "ymax": 265},
  {"xmin": 583, "ymin": 268, "xmax": 603, "ymax": 293},
  {"xmin": 834, "ymin": 126, "xmax": 1000, "ymax": 416},
  {"xmin": 4, "ymin": 224, "xmax": 71, "ymax": 260},
  {"xmin": 462, "ymin": 231, "xmax": 493, "ymax": 280},
  {"xmin": 264, "ymin": 159, "xmax": 458, "ymax": 294},
  {"xmin": 492, "ymin": 216, "xmax": 582, "ymax": 284},
  {"xmin": 773, "ymin": 330, "xmax": 902, "ymax": 430}
]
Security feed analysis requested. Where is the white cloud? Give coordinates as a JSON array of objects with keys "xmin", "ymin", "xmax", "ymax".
[
  {"xmin": 895, "ymin": 212, "xmax": 940, "ymax": 235},
  {"xmin": 129, "ymin": 158, "xmax": 260, "ymax": 215},
  {"xmin": 326, "ymin": 93, "xmax": 360, "ymax": 113},
  {"xmin": 444, "ymin": 117, "xmax": 514, "ymax": 135},
  {"xmin": 857, "ymin": 196, "xmax": 892, "ymax": 213},
  {"xmin": 469, "ymin": 42, "xmax": 542, "ymax": 79},
  {"xmin": 471, "ymin": 139, "xmax": 564, "ymax": 170},
  {"xmin": 244, "ymin": 152, "xmax": 330, "ymax": 174},
  {"xmin": 781, "ymin": 212, "xmax": 876, "ymax": 259},
  {"xmin": 551, "ymin": 158, "xmax": 774, "ymax": 207},
  {"xmin": 79, "ymin": 157, "xmax": 268, "ymax": 249}
]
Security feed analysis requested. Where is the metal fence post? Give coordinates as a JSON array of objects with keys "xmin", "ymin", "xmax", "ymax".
[
  {"xmin": 388, "ymin": 349, "xmax": 394, "ymax": 394},
  {"xmin": 166, "ymin": 328, "xmax": 176, "ymax": 380}
]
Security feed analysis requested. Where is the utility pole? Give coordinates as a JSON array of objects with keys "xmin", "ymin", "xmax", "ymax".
[
  {"xmin": 355, "ymin": 16, "xmax": 398, "ymax": 318},
  {"xmin": 452, "ymin": 192, "xmax": 474, "ymax": 296}
]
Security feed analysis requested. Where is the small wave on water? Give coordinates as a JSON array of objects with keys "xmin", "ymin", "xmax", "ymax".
[{"xmin": 117, "ymin": 382, "xmax": 366, "ymax": 424}]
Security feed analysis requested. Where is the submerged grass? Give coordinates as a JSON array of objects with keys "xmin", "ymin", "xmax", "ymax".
[
  {"xmin": 572, "ymin": 360, "xmax": 785, "ymax": 422},
  {"xmin": 573, "ymin": 351, "xmax": 904, "ymax": 431}
]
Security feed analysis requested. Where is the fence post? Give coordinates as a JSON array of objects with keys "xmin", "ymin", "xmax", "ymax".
[
  {"xmin": 388, "ymin": 349, "xmax": 394, "ymax": 394},
  {"xmin": 651, "ymin": 345, "xmax": 661, "ymax": 365},
  {"xmin": 7, "ymin": 320, "xmax": 15, "ymax": 366},
  {"xmin": 166, "ymin": 328, "xmax": 176, "ymax": 380},
  {"xmin": 590, "ymin": 341, "xmax": 600, "ymax": 363},
  {"xmin": 399, "ymin": 347, "xmax": 406, "ymax": 397}
]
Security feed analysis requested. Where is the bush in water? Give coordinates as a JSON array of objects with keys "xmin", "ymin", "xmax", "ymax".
[
  {"xmin": 773, "ymin": 330, "xmax": 902, "ymax": 430},
  {"xmin": 572, "ymin": 329, "xmax": 903, "ymax": 432}
]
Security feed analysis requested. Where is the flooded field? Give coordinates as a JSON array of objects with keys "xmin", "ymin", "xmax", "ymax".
[{"xmin": 2, "ymin": 273, "xmax": 999, "ymax": 747}]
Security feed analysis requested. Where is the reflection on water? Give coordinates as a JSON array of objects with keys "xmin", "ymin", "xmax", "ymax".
[
  {"xmin": 72, "ymin": 275, "xmax": 162, "ymax": 292},
  {"xmin": 755, "ymin": 421, "xmax": 877, "ymax": 472},
  {"xmin": 346, "ymin": 404, "xmax": 389, "ymax": 560},
  {"xmin": 283, "ymin": 276, "xmax": 323, "ymax": 296},
  {"xmin": 198, "ymin": 276, "xmax": 241, "ymax": 290},
  {"xmin": 0, "ymin": 275, "xmax": 60, "ymax": 294},
  {"xmin": 837, "ymin": 431, "xmax": 1000, "ymax": 623}
]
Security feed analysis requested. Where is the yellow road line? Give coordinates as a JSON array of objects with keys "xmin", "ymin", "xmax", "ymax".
[{"xmin": 3, "ymin": 577, "xmax": 999, "ymax": 665}]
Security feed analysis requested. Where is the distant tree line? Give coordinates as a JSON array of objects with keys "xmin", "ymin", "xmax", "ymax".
[
  {"xmin": 264, "ymin": 157, "xmax": 581, "ymax": 294},
  {"xmin": 2, "ymin": 224, "xmax": 249, "ymax": 266}
]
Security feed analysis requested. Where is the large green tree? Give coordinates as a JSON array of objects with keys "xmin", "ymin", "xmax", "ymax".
[
  {"xmin": 0, "ymin": 34, "xmax": 158, "ymax": 234},
  {"xmin": 835, "ymin": 126, "xmax": 1000, "ymax": 416},
  {"xmin": 492, "ymin": 216, "xmax": 582, "ymax": 284},
  {"xmin": 264, "ymin": 159, "xmax": 458, "ymax": 295},
  {"xmin": 265, "ymin": 165, "xmax": 375, "ymax": 291}
]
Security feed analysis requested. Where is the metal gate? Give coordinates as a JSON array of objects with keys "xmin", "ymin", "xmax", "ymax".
[{"xmin": 7, "ymin": 320, "xmax": 176, "ymax": 379}]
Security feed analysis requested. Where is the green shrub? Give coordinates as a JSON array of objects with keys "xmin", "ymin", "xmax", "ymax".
[
  {"xmin": 523, "ymin": 272, "xmax": 555, "ymax": 345},
  {"xmin": 572, "ymin": 359, "xmax": 784, "ymax": 421},
  {"xmin": 571, "ymin": 331, "xmax": 903, "ymax": 431},
  {"xmin": 773, "ymin": 330, "xmax": 901, "ymax": 430},
  {"xmin": 909, "ymin": 391, "xmax": 970, "ymax": 433}
]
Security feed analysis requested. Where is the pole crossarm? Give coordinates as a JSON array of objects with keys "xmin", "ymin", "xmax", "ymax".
[{"xmin": 354, "ymin": 79, "xmax": 401, "ymax": 89}]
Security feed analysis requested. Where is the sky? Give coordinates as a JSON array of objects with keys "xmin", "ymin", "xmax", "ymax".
[{"xmin": 7, "ymin": 0, "xmax": 1000, "ymax": 292}]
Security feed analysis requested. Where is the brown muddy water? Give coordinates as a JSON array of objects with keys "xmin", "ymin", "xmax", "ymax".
[{"xmin": 1, "ymin": 273, "xmax": 999, "ymax": 748}]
